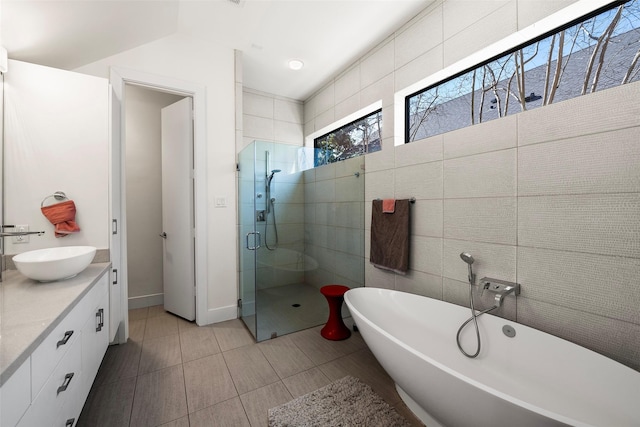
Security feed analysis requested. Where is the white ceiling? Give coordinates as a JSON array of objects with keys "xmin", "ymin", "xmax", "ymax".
[{"xmin": 1, "ymin": 0, "xmax": 431, "ymax": 100}]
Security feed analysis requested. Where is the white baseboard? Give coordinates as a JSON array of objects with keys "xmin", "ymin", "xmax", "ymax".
[{"xmin": 128, "ymin": 293, "xmax": 164, "ymax": 310}]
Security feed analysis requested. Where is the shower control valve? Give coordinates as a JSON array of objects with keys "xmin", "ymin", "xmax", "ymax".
[{"xmin": 479, "ymin": 277, "xmax": 521, "ymax": 307}]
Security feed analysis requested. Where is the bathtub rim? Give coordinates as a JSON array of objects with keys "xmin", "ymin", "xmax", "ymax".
[{"xmin": 344, "ymin": 287, "xmax": 624, "ymax": 427}]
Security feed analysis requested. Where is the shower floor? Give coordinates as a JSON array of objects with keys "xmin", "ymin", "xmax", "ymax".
[
  {"xmin": 257, "ymin": 282, "xmax": 328, "ymax": 340},
  {"xmin": 243, "ymin": 282, "xmax": 354, "ymax": 341}
]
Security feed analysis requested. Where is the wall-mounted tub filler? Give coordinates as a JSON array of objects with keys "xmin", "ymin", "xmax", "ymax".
[
  {"xmin": 479, "ymin": 277, "xmax": 520, "ymax": 308},
  {"xmin": 456, "ymin": 253, "xmax": 522, "ymax": 359}
]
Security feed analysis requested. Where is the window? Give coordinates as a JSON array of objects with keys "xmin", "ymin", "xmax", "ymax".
[
  {"xmin": 405, "ymin": 0, "xmax": 640, "ymax": 143},
  {"xmin": 314, "ymin": 109, "xmax": 382, "ymax": 166}
]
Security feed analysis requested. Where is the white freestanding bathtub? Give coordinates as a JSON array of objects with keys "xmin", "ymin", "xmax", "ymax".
[{"xmin": 344, "ymin": 287, "xmax": 640, "ymax": 427}]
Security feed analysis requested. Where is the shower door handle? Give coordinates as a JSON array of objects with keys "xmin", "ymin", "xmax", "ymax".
[{"xmin": 246, "ymin": 231, "xmax": 261, "ymax": 250}]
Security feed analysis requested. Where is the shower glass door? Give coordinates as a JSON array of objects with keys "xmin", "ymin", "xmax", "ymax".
[
  {"xmin": 238, "ymin": 142, "xmax": 258, "ymax": 338},
  {"xmin": 238, "ymin": 140, "xmax": 365, "ymax": 342}
]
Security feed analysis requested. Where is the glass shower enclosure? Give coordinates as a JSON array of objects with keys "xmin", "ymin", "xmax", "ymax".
[{"xmin": 238, "ymin": 140, "xmax": 365, "ymax": 341}]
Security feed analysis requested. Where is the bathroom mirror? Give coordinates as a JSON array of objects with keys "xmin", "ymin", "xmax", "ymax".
[{"xmin": 1, "ymin": 71, "xmax": 5, "ymax": 259}]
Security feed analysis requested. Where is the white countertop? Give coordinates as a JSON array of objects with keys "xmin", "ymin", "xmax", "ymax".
[{"xmin": 0, "ymin": 263, "xmax": 111, "ymax": 386}]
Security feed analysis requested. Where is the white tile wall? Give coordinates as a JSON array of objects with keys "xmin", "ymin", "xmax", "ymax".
[
  {"xmin": 517, "ymin": 82, "xmax": 640, "ymax": 146},
  {"xmin": 275, "ymin": 121, "xmax": 304, "ymax": 145},
  {"xmin": 335, "ymin": 95, "xmax": 361, "ymax": 123},
  {"xmin": 360, "ymin": 74, "xmax": 394, "ymax": 109},
  {"xmin": 274, "ymin": 99, "xmax": 303, "ymax": 124},
  {"xmin": 411, "ymin": 199, "xmax": 443, "ymax": 238},
  {"xmin": 395, "ymin": 6, "xmax": 443, "ymax": 69},
  {"xmin": 300, "ymin": 1, "xmax": 640, "ymax": 371},
  {"xmin": 395, "ymin": 45, "xmax": 444, "ymax": 92},
  {"xmin": 517, "ymin": 298, "xmax": 640, "ymax": 370},
  {"xmin": 362, "ymin": 141, "xmax": 395, "ymax": 173},
  {"xmin": 518, "ymin": 127, "xmax": 640, "ymax": 196},
  {"xmin": 518, "ymin": 194, "xmax": 640, "ymax": 258},
  {"xmin": 334, "ymin": 65, "xmax": 361, "ymax": 104},
  {"xmin": 396, "ymin": 271, "xmax": 443, "ymax": 299},
  {"xmin": 517, "ymin": 247, "xmax": 640, "ymax": 324},
  {"xmin": 395, "ymin": 134, "xmax": 443, "ymax": 167},
  {"xmin": 443, "ymin": 1, "xmax": 517, "ymax": 66},
  {"xmin": 442, "ymin": 239, "xmax": 517, "ymax": 283},
  {"xmin": 360, "ymin": 40, "xmax": 395, "ymax": 89},
  {"xmin": 516, "ymin": 0, "xmax": 579, "ymax": 30},
  {"xmin": 443, "ymin": 149, "xmax": 517, "ymax": 198},
  {"xmin": 443, "ymin": 114, "xmax": 517, "ymax": 160},
  {"xmin": 410, "ymin": 236, "xmax": 443, "ymax": 276},
  {"xmin": 243, "ymin": 91, "xmax": 274, "ymax": 119},
  {"xmin": 442, "ymin": 0, "xmax": 512, "ymax": 40},
  {"xmin": 394, "ymin": 162, "xmax": 443, "ymax": 200},
  {"xmin": 444, "ymin": 197, "xmax": 517, "ymax": 245},
  {"xmin": 243, "ymin": 115, "xmax": 274, "ymax": 141}
]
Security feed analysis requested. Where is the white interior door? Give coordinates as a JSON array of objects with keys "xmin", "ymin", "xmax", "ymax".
[{"xmin": 161, "ymin": 97, "xmax": 195, "ymax": 321}]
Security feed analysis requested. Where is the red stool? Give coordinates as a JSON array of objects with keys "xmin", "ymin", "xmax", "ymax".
[{"xmin": 320, "ymin": 285, "xmax": 351, "ymax": 340}]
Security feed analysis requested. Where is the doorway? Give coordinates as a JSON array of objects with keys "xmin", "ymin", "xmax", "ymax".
[
  {"xmin": 110, "ymin": 67, "xmax": 207, "ymax": 341},
  {"xmin": 124, "ymin": 85, "xmax": 195, "ymax": 320}
]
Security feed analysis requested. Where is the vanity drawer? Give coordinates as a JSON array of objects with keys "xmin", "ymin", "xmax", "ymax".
[
  {"xmin": 30, "ymin": 276, "xmax": 105, "ymax": 399},
  {"xmin": 30, "ymin": 297, "xmax": 85, "ymax": 400},
  {"xmin": 19, "ymin": 335, "xmax": 83, "ymax": 427}
]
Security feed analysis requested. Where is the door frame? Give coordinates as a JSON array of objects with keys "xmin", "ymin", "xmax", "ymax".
[{"xmin": 110, "ymin": 67, "xmax": 208, "ymax": 334}]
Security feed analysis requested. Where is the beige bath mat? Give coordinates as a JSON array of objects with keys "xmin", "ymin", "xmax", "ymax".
[{"xmin": 268, "ymin": 375, "xmax": 411, "ymax": 426}]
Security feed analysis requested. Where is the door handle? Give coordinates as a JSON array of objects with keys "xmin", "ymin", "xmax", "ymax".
[
  {"xmin": 159, "ymin": 232, "xmax": 167, "ymax": 239},
  {"xmin": 245, "ymin": 231, "xmax": 261, "ymax": 250}
]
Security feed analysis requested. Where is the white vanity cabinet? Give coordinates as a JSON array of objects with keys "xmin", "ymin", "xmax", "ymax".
[{"xmin": 0, "ymin": 266, "xmax": 110, "ymax": 427}]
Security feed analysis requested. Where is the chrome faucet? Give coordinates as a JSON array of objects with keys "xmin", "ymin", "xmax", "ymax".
[
  {"xmin": 0, "ymin": 225, "xmax": 46, "ymax": 237},
  {"xmin": 0, "ymin": 228, "xmax": 46, "ymax": 282},
  {"xmin": 480, "ymin": 277, "xmax": 520, "ymax": 308},
  {"xmin": 0, "ymin": 231, "xmax": 46, "ymax": 237}
]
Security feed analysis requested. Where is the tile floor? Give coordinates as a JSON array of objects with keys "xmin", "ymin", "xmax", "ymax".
[{"xmin": 78, "ymin": 306, "xmax": 424, "ymax": 427}]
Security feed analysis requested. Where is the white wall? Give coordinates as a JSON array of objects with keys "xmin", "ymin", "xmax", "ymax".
[
  {"xmin": 240, "ymin": 88, "xmax": 304, "ymax": 153},
  {"xmin": 76, "ymin": 33, "xmax": 238, "ymax": 322},
  {"xmin": 4, "ymin": 60, "xmax": 109, "ymax": 253},
  {"xmin": 304, "ymin": 0, "xmax": 640, "ymax": 371},
  {"xmin": 125, "ymin": 84, "xmax": 183, "ymax": 307}
]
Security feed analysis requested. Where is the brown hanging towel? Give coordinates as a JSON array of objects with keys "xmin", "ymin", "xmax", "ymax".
[{"xmin": 370, "ymin": 199, "xmax": 410, "ymax": 274}]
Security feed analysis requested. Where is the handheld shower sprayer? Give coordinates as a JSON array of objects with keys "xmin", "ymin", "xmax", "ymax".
[
  {"xmin": 460, "ymin": 252, "xmax": 475, "ymax": 285},
  {"xmin": 456, "ymin": 252, "xmax": 498, "ymax": 358},
  {"xmin": 264, "ymin": 167, "xmax": 281, "ymax": 250}
]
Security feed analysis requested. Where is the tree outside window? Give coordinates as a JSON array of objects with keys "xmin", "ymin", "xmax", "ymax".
[
  {"xmin": 314, "ymin": 109, "xmax": 382, "ymax": 166},
  {"xmin": 406, "ymin": 0, "xmax": 640, "ymax": 142}
]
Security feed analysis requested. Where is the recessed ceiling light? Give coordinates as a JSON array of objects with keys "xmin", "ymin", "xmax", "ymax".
[{"xmin": 288, "ymin": 59, "xmax": 304, "ymax": 71}]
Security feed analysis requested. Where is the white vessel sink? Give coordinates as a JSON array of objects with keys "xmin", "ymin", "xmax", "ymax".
[{"xmin": 13, "ymin": 246, "xmax": 97, "ymax": 282}]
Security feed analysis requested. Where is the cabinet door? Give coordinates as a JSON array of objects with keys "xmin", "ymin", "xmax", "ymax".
[
  {"xmin": 80, "ymin": 276, "xmax": 110, "ymax": 398},
  {"xmin": 0, "ymin": 358, "xmax": 31, "ymax": 427}
]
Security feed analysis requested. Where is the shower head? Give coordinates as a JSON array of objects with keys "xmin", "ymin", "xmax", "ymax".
[
  {"xmin": 266, "ymin": 169, "xmax": 282, "ymax": 188},
  {"xmin": 460, "ymin": 252, "xmax": 474, "ymax": 265}
]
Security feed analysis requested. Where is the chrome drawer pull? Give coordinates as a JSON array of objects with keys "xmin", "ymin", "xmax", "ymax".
[
  {"xmin": 57, "ymin": 372, "xmax": 74, "ymax": 395},
  {"xmin": 65, "ymin": 418, "xmax": 75, "ymax": 427},
  {"xmin": 96, "ymin": 308, "xmax": 104, "ymax": 332},
  {"xmin": 56, "ymin": 331, "xmax": 74, "ymax": 348}
]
